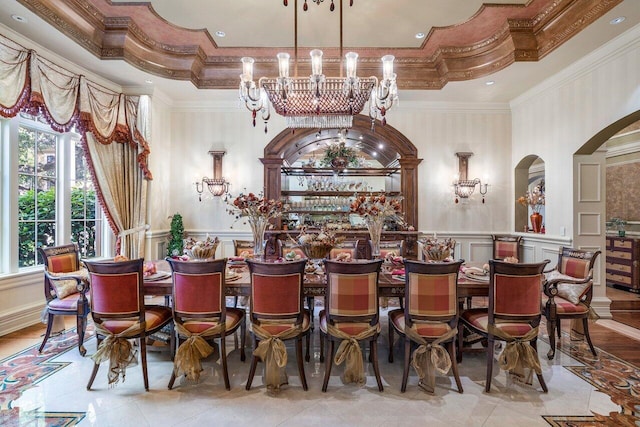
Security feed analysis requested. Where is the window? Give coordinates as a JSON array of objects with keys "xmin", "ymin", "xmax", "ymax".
[{"xmin": 15, "ymin": 115, "xmax": 104, "ymax": 268}]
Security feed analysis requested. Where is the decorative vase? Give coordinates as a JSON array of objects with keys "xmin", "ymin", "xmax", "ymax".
[
  {"xmin": 248, "ymin": 216, "xmax": 268, "ymax": 258},
  {"xmin": 530, "ymin": 212, "xmax": 543, "ymax": 233},
  {"xmin": 331, "ymin": 156, "xmax": 348, "ymax": 171},
  {"xmin": 367, "ymin": 217, "xmax": 384, "ymax": 258}
]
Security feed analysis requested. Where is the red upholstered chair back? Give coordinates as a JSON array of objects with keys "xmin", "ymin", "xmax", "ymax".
[
  {"xmin": 556, "ymin": 247, "xmax": 599, "ymax": 280},
  {"xmin": 492, "ymin": 235, "xmax": 523, "ymax": 261},
  {"xmin": 376, "ymin": 240, "xmax": 404, "ymax": 259},
  {"xmin": 488, "ymin": 259, "xmax": 549, "ymax": 323},
  {"xmin": 38, "ymin": 244, "xmax": 82, "ymax": 301},
  {"xmin": 85, "ymin": 259, "xmax": 145, "ymax": 320},
  {"xmin": 247, "ymin": 259, "xmax": 306, "ymax": 324},
  {"xmin": 404, "ymin": 260, "xmax": 463, "ymax": 325},
  {"xmin": 329, "ymin": 240, "xmax": 359, "ymax": 260},
  {"xmin": 324, "ymin": 259, "xmax": 383, "ymax": 324},
  {"xmin": 167, "ymin": 258, "xmax": 226, "ymax": 320}
]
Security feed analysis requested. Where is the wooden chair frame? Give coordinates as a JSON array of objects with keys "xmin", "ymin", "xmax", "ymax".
[
  {"xmin": 543, "ymin": 247, "xmax": 601, "ymax": 359},
  {"xmin": 37, "ymin": 243, "xmax": 89, "ymax": 356},
  {"xmin": 491, "ymin": 235, "xmax": 523, "ymax": 261}
]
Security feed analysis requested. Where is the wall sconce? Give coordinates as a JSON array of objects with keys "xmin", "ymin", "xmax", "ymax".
[
  {"xmin": 195, "ymin": 151, "xmax": 230, "ymax": 201},
  {"xmin": 453, "ymin": 152, "xmax": 488, "ymax": 204}
]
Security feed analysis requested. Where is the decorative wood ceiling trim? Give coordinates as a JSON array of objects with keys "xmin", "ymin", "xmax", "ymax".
[{"xmin": 17, "ymin": 0, "xmax": 622, "ymax": 90}]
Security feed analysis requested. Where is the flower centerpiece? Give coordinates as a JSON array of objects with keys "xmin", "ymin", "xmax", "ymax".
[
  {"xmin": 517, "ymin": 183, "xmax": 545, "ymax": 233},
  {"xmin": 350, "ymin": 194, "xmax": 403, "ymax": 258},
  {"xmin": 183, "ymin": 235, "xmax": 219, "ymax": 260},
  {"xmin": 320, "ymin": 141, "xmax": 359, "ymax": 170},
  {"xmin": 295, "ymin": 227, "xmax": 342, "ymax": 260},
  {"xmin": 227, "ymin": 192, "xmax": 287, "ymax": 257},
  {"xmin": 420, "ymin": 237, "xmax": 456, "ymax": 262}
]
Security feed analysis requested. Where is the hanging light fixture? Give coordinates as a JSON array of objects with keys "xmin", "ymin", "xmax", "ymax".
[
  {"xmin": 239, "ymin": 0, "xmax": 398, "ymax": 132},
  {"xmin": 195, "ymin": 151, "xmax": 230, "ymax": 201},
  {"xmin": 452, "ymin": 152, "xmax": 489, "ymax": 204}
]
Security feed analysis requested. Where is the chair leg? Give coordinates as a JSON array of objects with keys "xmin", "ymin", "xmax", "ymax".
[
  {"xmin": 307, "ymin": 297, "xmax": 315, "ymax": 330},
  {"xmin": 388, "ymin": 320, "xmax": 394, "ymax": 363},
  {"xmin": 582, "ymin": 317, "xmax": 597, "ymax": 357},
  {"xmin": 448, "ymin": 340, "xmax": 463, "ymax": 393},
  {"xmin": 546, "ymin": 317, "xmax": 557, "ymax": 360},
  {"xmin": 322, "ymin": 339, "xmax": 335, "ymax": 392},
  {"xmin": 398, "ymin": 297, "xmax": 404, "ymax": 310},
  {"xmin": 319, "ymin": 330, "xmax": 325, "ymax": 363},
  {"xmin": 457, "ymin": 324, "xmax": 465, "ymax": 364},
  {"xmin": 371, "ymin": 337, "xmax": 384, "ymax": 392},
  {"xmin": 240, "ymin": 318, "xmax": 247, "ymax": 362},
  {"xmin": 296, "ymin": 336, "xmax": 308, "ymax": 391},
  {"xmin": 305, "ymin": 330, "xmax": 310, "ymax": 362},
  {"xmin": 77, "ymin": 314, "xmax": 87, "ymax": 356},
  {"xmin": 245, "ymin": 339, "xmax": 259, "ymax": 391},
  {"xmin": 140, "ymin": 336, "xmax": 149, "ymax": 391},
  {"xmin": 485, "ymin": 337, "xmax": 494, "ymax": 393},
  {"xmin": 556, "ymin": 319, "xmax": 562, "ymax": 338},
  {"xmin": 531, "ymin": 338, "xmax": 548, "ymax": 393},
  {"xmin": 87, "ymin": 336, "xmax": 102, "ymax": 390},
  {"xmin": 219, "ymin": 334, "xmax": 231, "ymax": 390},
  {"xmin": 38, "ymin": 313, "xmax": 55, "ymax": 353},
  {"xmin": 233, "ymin": 296, "xmax": 239, "ymax": 307},
  {"xmin": 400, "ymin": 336, "xmax": 410, "ymax": 392}
]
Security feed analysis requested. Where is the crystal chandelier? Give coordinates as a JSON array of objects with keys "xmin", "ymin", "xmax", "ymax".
[{"xmin": 239, "ymin": 0, "xmax": 398, "ymax": 131}]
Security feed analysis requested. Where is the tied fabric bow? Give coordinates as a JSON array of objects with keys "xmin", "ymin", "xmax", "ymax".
[
  {"xmin": 327, "ymin": 322, "xmax": 380, "ymax": 386},
  {"xmin": 251, "ymin": 323, "xmax": 303, "ymax": 392},
  {"xmin": 173, "ymin": 321, "xmax": 226, "ymax": 382},
  {"xmin": 404, "ymin": 324, "xmax": 457, "ymax": 393},
  {"xmin": 488, "ymin": 325, "xmax": 541, "ymax": 386},
  {"xmin": 92, "ymin": 321, "xmax": 146, "ymax": 387}
]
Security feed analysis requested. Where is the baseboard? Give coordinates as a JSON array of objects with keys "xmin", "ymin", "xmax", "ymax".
[{"xmin": 0, "ymin": 302, "xmax": 44, "ymax": 336}]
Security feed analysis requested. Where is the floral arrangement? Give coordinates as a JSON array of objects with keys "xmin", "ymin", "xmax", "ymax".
[
  {"xmin": 227, "ymin": 191, "xmax": 287, "ymax": 225},
  {"xmin": 517, "ymin": 184, "xmax": 545, "ymax": 213},
  {"xmin": 420, "ymin": 237, "xmax": 456, "ymax": 262},
  {"xmin": 294, "ymin": 227, "xmax": 343, "ymax": 259},
  {"xmin": 349, "ymin": 194, "xmax": 403, "ymax": 222},
  {"xmin": 320, "ymin": 141, "xmax": 359, "ymax": 168},
  {"xmin": 183, "ymin": 235, "xmax": 219, "ymax": 260}
]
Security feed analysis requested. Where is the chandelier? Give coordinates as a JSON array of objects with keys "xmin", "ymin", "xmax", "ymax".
[{"xmin": 239, "ymin": 0, "xmax": 398, "ymax": 131}]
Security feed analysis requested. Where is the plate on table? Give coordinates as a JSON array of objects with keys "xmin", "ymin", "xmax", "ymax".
[
  {"xmin": 144, "ymin": 271, "xmax": 171, "ymax": 282},
  {"xmin": 392, "ymin": 274, "xmax": 406, "ymax": 282},
  {"xmin": 226, "ymin": 271, "xmax": 241, "ymax": 282},
  {"xmin": 463, "ymin": 270, "xmax": 489, "ymax": 282}
]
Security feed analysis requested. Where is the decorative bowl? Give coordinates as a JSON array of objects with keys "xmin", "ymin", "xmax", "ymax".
[{"xmin": 301, "ymin": 243, "xmax": 333, "ymax": 260}]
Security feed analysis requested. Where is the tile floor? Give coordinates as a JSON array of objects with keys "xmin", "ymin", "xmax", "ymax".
[{"xmin": 3, "ymin": 303, "xmax": 634, "ymax": 427}]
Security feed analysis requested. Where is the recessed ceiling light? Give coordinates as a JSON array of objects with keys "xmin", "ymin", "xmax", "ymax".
[
  {"xmin": 145, "ymin": 79, "xmax": 153, "ymax": 84},
  {"xmin": 610, "ymin": 16, "xmax": 625, "ymax": 25},
  {"xmin": 372, "ymin": 152, "xmax": 377, "ymax": 157},
  {"xmin": 378, "ymin": 143, "xmax": 384, "ymax": 149},
  {"xmin": 11, "ymin": 15, "xmax": 27, "ymax": 23},
  {"xmin": 215, "ymin": 30, "xmax": 226, "ymax": 37},
  {"xmin": 359, "ymin": 135, "xmax": 363, "ymax": 140},
  {"xmin": 485, "ymin": 80, "xmax": 495, "ymax": 86},
  {"xmin": 415, "ymin": 32, "xmax": 425, "ymax": 39}
]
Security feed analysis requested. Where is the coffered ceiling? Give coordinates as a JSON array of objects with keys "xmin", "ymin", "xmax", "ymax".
[{"xmin": 1, "ymin": 0, "xmax": 638, "ymax": 103}]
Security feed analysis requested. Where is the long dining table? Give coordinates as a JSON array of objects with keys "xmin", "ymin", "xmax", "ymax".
[{"xmin": 143, "ymin": 259, "xmax": 489, "ymax": 300}]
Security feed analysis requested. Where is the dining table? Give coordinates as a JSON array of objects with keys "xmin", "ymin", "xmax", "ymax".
[{"xmin": 143, "ymin": 259, "xmax": 490, "ymax": 300}]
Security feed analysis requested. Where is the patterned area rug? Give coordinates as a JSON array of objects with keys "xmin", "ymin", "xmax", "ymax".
[
  {"xmin": 0, "ymin": 327, "xmax": 92, "ymax": 426},
  {"xmin": 0, "ymin": 322, "xmax": 638, "ymax": 426}
]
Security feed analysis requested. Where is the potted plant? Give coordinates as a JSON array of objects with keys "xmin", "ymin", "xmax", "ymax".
[
  {"xmin": 608, "ymin": 217, "xmax": 627, "ymax": 237},
  {"xmin": 167, "ymin": 213, "xmax": 185, "ymax": 256},
  {"xmin": 320, "ymin": 141, "xmax": 359, "ymax": 170}
]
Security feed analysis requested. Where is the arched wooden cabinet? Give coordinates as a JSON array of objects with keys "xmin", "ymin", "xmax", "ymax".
[{"xmin": 261, "ymin": 116, "xmax": 422, "ymax": 259}]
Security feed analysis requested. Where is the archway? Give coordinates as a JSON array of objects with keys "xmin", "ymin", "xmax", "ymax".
[
  {"xmin": 261, "ymin": 115, "xmax": 422, "ymax": 228},
  {"xmin": 514, "ymin": 155, "xmax": 545, "ymax": 233}
]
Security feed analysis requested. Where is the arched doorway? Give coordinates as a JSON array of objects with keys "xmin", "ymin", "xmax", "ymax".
[{"xmin": 261, "ymin": 115, "xmax": 423, "ymax": 228}]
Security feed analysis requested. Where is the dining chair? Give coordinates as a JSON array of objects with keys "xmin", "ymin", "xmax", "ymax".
[
  {"xmin": 319, "ymin": 259, "xmax": 384, "ymax": 392},
  {"xmin": 491, "ymin": 235, "xmax": 523, "ymax": 261},
  {"xmin": 84, "ymin": 258, "xmax": 173, "ymax": 391},
  {"xmin": 166, "ymin": 258, "xmax": 246, "ymax": 390},
  {"xmin": 245, "ymin": 259, "xmax": 310, "ymax": 391},
  {"xmin": 459, "ymin": 259, "xmax": 550, "ymax": 393},
  {"xmin": 542, "ymin": 247, "xmax": 601, "ymax": 359},
  {"xmin": 388, "ymin": 259, "xmax": 464, "ymax": 393},
  {"xmin": 232, "ymin": 239, "xmax": 255, "ymax": 307},
  {"xmin": 374, "ymin": 240, "xmax": 405, "ymax": 259},
  {"xmin": 329, "ymin": 240, "xmax": 359, "ymax": 260},
  {"xmin": 37, "ymin": 243, "xmax": 90, "ymax": 356}
]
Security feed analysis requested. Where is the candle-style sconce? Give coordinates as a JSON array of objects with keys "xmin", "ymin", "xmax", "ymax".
[
  {"xmin": 452, "ymin": 152, "xmax": 488, "ymax": 203},
  {"xmin": 195, "ymin": 151, "xmax": 230, "ymax": 201}
]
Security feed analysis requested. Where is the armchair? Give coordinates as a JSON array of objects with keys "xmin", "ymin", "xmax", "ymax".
[
  {"xmin": 543, "ymin": 247, "xmax": 601, "ymax": 359},
  {"xmin": 37, "ymin": 244, "xmax": 90, "ymax": 356}
]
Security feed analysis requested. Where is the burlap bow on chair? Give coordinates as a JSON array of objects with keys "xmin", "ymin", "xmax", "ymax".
[
  {"xmin": 251, "ymin": 323, "xmax": 302, "ymax": 392},
  {"xmin": 404, "ymin": 324, "xmax": 457, "ymax": 393},
  {"xmin": 92, "ymin": 321, "xmax": 146, "ymax": 386},
  {"xmin": 173, "ymin": 321, "xmax": 226, "ymax": 382},
  {"xmin": 327, "ymin": 323, "xmax": 380, "ymax": 386},
  {"xmin": 488, "ymin": 325, "xmax": 541, "ymax": 386}
]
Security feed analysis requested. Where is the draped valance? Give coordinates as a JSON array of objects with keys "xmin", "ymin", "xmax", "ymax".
[{"xmin": 0, "ymin": 33, "xmax": 152, "ymax": 179}]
